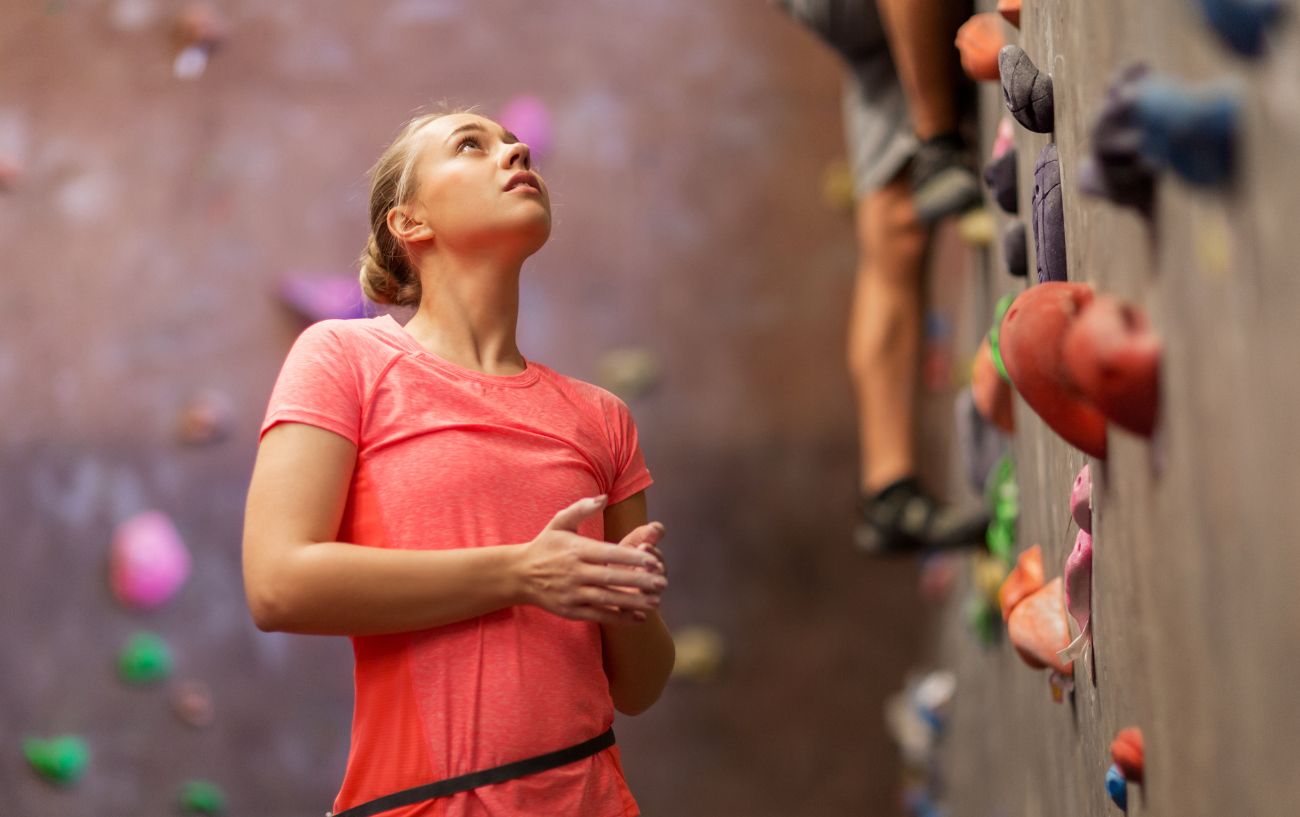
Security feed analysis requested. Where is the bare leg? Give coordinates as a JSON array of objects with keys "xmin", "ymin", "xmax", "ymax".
[
  {"xmin": 846, "ymin": 174, "xmax": 930, "ymax": 495},
  {"xmin": 874, "ymin": 0, "xmax": 962, "ymax": 140}
]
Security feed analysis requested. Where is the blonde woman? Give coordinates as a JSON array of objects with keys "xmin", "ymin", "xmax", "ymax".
[{"xmin": 243, "ymin": 109, "xmax": 674, "ymax": 817}]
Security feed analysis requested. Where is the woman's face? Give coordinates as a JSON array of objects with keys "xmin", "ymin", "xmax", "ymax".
[{"xmin": 399, "ymin": 113, "xmax": 552, "ymax": 258}]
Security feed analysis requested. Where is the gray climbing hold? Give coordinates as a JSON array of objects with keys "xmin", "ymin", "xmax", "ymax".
[
  {"xmin": 983, "ymin": 147, "xmax": 1019, "ymax": 214},
  {"xmin": 1032, "ymin": 143, "xmax": 1067, "ymax": 283},
  {"xmin": 999, "ymin": 45, "xmax": 1054, "ymax": 133},
  {"xmin": 1079, "ymin": 63, "xmax": 1156, "ymax": 215},
  {"xmin": 1002, "ymin": 220, "xmax": 1028, "ymax": 278}
]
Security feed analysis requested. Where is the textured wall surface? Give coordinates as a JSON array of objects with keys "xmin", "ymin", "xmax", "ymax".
[
  {"xmin": 930, "ymin": 2, "xmax": 1300, "ymax": 816},
  {"xmin": 0, "ymin": 2, "xmax": 985, "ymax": 815}
]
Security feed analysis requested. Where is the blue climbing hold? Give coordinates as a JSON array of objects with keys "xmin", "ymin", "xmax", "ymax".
[
  {"xmin": 1195, "ymin": 0, "xmax": 1285, "ymax": 57},
  {"xmin": 1106, "ymin": 763, "xmax": 1129, "ymax": 811},
  {"xmin": 1133, "ymin": 79, "xmax": 1241, "ymax": 187}
]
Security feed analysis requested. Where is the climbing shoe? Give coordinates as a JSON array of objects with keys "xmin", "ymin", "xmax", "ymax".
[
  {"xmin": 853, "ymin": 476, "xmax": 990, "ymax": 556},
  {"xmin": 910, "ymin": 133, "xmax": 984, "ymax": 224}
]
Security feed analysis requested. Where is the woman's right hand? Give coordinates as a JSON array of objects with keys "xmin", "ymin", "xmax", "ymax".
[{"xmin": 517, "ymin": 495, "xmax": 667, "ymax": 625}]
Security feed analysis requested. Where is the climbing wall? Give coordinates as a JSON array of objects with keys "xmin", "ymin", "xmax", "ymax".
[
  {"xmin": 1, "ymin": 2, "xmax": 963, "ymax": 815},
  {"xmin": 929, "ymin": 0, "xmax": 1300, "ymax": 815}
]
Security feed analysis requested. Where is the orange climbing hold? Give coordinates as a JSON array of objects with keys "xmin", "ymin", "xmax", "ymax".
[
  {"xmin": 1111, "ymin": 727, "xmax": 1146, "ymax": 783},
  {"xmin": 998, "ymin": 544, "xmax": 1044, "ymax": 621},
  {"xmin": 956, "ymin": 13, "xmax": 1006, "ymax": 82},
  {"xmin": 1007, "ymin": 577, "xmax": 1073, "ymax": 675},
  {"xmin": 999, "ymin": 282, "xmax": 1109, "ymax": 459},
  {"xmin": 998, "ymin": 0, "xmax": 1021, "ymax": 28},
  {"xmin": 972, "ymin": 336, "xmax": 1015, "ymax": 433}
]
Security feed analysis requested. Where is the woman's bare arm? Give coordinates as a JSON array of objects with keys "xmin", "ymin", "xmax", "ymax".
[
  {"xmin": 600, "ymin": 490, "xmax": 676, "ymax": 716},
  {"xmin": 242, "ymin": 423, "xmax": 664, "ymax": 636}
]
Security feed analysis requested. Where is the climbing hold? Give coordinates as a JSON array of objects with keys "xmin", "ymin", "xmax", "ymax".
[
  {"xmin": 966, "ymin": 593, "xmax": 1002, "ymax": 646},
  {"xmin": 1111, "ymin": 727, "xmax": 1146, "ymax": 783},
  {"xmin": 972, "ymin": 336, "xmax": 1015, "ymax": 433},
  {"xmin": 498, "ymin": 95, "xmax": 553, "ymax": 163},
  {"xmin": 886, "ymin": 671, "xmax": 952, "ymax": 767},
  {"xmin": 999, "ymin": 283, "xmax": 1109, "ymax": 459},
  {"xmin": 957, "ymin": 207, "xmax": 998, "ymax": 247},
  {"xmin": 987, "ymin": 292, "xmax": 1016, "ymax": 383},
  {"xmin": 919, "ymin": 553, "xmax": 960, "ymax": 602},
  {"xmin": 1058, "ymin": 529, "xmax": 1093, "ymax": 664},
  {"xmin": 1007, "ymin": 577, "xmax": 1073, "ymax": 675},
  {"xmin": 24, "ymin": 735, "xmax": 89, "ymax": 786},
  {"xmin": 984, "ymin": 453, "xmax": 1019, "ymax": 564},
  {"xmin": 172, "ymin": 2, "xmax": 227, "ymax": 80},
  {"xmin": 0, "ymin": 155, "xmax": 23, "ymax": 191},
  {"xmin": 956, "ymin": 13, "xmax": 1006, "ymax": 82},
  {"xmin": 173, "ymin": 679, "xmax": 215, "ymax": 728},
  {"xmin": 1062, "ymin": 294, "xmax": 1162, "ymax": 437},
  {"xmin": 1079, "ymin": 63, "xmax": 1157, "ymax": 215},
  {"xmin": 119, "ymin": 632, "xmax": 174, "ymax": 684},
  {"xmin": 180, "ymin": 779, "xmax": 228, "ymax": 815},
  {"xmin": 998, "ymin": 0, "xmax": 1021, "ymax": 28},
  {"xmin": 1070, "ymin": 463, "xmax": 1092, "ymax": 534},
  {"xmin": 1195, "ymin": 0, "xmax": 1284, "ymax": 56},
  {"xmin": 110, "ymin": 510, "xmax": 192, "ymax": 610},
  {"xmin": 669, "ymin": 625, "xmax": 724, "ymax": 681},
  {"xmin": 821, "ymin": 159, "xmax": 856, "ymax": 214},
  {"xmin": 1133, "ymin": 78, "xmax": 1241, "ymax": 187},
  {"xmin": 1002, "ymin": 220, "xmax": 1028, "ymax": 278},
  {"xmin": 1106, "ymin": 763, "xmax": 1129, "ymax": 810},
  {"xmin": 993, "ymin": 116, "xmax": 1017, "ymax": 159},
  {"xmin": 1048, "ymin": 670, "xmax": 1074, "ymax": 702},
  {"xmin": 176, "ymin": 388, "xmax": 233, "ymax": 445},
  {"xmin": 983, "ymin": 146, "xmax": 1019, "ymax": 214},
  {"xmin": 594, "ymin": 347, "xmax": 661, "ymax": 400},
  {"xmin": 279, "ymin": 273, "xmax": 368, "ymax": 323},
  {"xmin": 998, "ymin": 544, "xmax": 1044, "ymax": 620},
  {"xmin": 955, "ymin": 388, "xmax": 1009, "ymax": 494},
  {"xmin": 1032, "ymin": 143, "xmax": 1067, "ymax": 283},
  {"xmin": 999, "ymin": 45, "xmax": 1054, "ymax": 133}
]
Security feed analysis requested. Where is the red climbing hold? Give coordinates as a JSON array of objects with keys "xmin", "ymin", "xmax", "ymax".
[
  {"xmin": 1062, "ymin": 294, "xmax": 1162, "ymax": 437},
  {"xmin": 1111, "ymin": 727, "xmax": 1146, "ymax": 783},
  {"xmin": 999, "ymin": 283, "xmax": 1109, "ymax": 459},
  {"xmin": 1007, "ymin": 577, "xmax": 1073, "ymax": 675},
  {"xmin": 998, "ymin": 0, "xmax": 1021, "ymax": 28},
  {"xmin": 956, "ymin": 13, "xmax": 1006, "ymax": 82}
]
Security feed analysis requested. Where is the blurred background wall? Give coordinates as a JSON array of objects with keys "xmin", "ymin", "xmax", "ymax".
[{"xmin": 1, "ymin": 2, "xmax": 980, "ymax": 814}]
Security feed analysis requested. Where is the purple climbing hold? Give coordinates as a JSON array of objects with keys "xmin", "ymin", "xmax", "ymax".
[
  {"xmin": 278, "ymin": 273, "xmax": 369, "ymax": 322},
  {"xmin": 1133, "ymin": 78, "xmax": 1241, "ymax": 187},
  {"xmin": 1002, "ymin": 220, "xmax": 1028, "ymax": 278},
  {"xmin": 999, "ymin": 45, "xmax": 1054, "ymax": 133},
  {"xmin": 1196, "ymin": 0, "xmax": 1285, "ymax": 56},
  {"xmin": 983, "ymin": 146, "xmax": 1019, "ymax": 214},
  {"xmin": 1079, "ymin": 63, "xmax": 1157, "ymax": 215},
  {"xmin": 1032, "ymin": 143, "xmax": 1067, "ymax": 283}
]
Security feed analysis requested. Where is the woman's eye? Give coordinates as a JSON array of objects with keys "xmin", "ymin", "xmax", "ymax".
[{"xmin": 457, "ymin": 137, "xmax": 480, "ymax": 153}]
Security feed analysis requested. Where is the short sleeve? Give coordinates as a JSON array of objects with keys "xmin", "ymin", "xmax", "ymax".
[
  {"xmin": 605, "ymin": 394, "xmax": 654, "ymax": 505},
  {"xmin": 259, "ymin": 321, "xmax": 363, "ymax": 446}
]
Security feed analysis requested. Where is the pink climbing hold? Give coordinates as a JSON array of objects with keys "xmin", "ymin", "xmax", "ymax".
[
  {"xmin": 110, "ymin": 511, "xmax": 191, "ymax": 610},
  {"xmin": 498, "ymin": 95, "xmax": 553, "ymax": 162},
  {"xmin": 1064, "ymin": 530, "xmax": 1093, "ymax": 633},
  {"xmin": 1071, "ymin": 464, "xmax": 1092, "ymax": 534}
]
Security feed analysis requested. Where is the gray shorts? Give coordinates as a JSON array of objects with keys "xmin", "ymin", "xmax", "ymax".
[{"xmin": 774, "ymin": 0, "xmax": 917, "ymax": 198}]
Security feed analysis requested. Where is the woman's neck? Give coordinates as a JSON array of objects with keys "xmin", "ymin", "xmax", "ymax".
[{"xmin": 404, "ymin": 253, "xmax": 528, "ymax": 376}]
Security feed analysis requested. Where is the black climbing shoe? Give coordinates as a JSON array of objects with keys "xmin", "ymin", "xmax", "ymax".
[
  {"xmin": 910, "ymin": 133, "xmax": 984, "ymax": 224},
  {"xmin": 853, "ymin": 477, "xmax": 990, "ymax": 556}
]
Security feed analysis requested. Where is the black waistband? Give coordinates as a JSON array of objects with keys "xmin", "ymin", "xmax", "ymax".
[{"xmin": 327, "ymin": 728, "xmax": 616, "ymax": 817}]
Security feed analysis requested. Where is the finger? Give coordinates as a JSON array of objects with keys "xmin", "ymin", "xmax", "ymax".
[
  {"xmin": 564, "ymin": 605, "xmax": 642, "ymax": 625},
  {"xmin": 619, "ymin": 522, "xmax": 666, "ymax": 550},
  {"xmin": 545, "ymin": 495, "xmax": 608, "ymax": 533},
  {"xmin": 579, "ymin": 586, "xmax": 660, "ymax": 611},
  {"xmin": 579, "ymin": 541, "xmax": 663, "ymax": 571},
  {"xmin": 579, "ymin": 565, "xmax": 668, "ymax": 593}
]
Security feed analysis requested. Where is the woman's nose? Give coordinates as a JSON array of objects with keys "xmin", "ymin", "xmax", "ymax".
[{"xmin": 503, "ymin": 141, "xmax": 531, "ymax": 170}]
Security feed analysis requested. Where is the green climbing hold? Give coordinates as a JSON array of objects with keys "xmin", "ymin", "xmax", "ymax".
[
  {"xmin": 965, "ymin": 595, "xmax": 1002, "ymax": 646},
  {"xmin": 180, "ymin": 779, "xmax": 228, "ymax": 815},
  {"xmin": 118, "ymin": 632, "xmax": 173, "ymax": 684},
  {"xmin": 24, "ymin": 735, "xmax": 89, "ymax": 785},
  {"xmin": 987, "ymin": 292, "xmax": 1017, "ymax": 383},
  {"xmin": 983, "ymin": 453, "xmax": 1019, "ymax": 564}
]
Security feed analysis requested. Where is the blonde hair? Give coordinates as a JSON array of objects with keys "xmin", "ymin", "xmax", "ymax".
[{"xmin": 358, "ymin": 105, "xmax": 478, "ymax": 307}]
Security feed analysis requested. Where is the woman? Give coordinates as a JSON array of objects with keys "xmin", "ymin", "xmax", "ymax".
[{"xmin": 242, "ymin": 109, "xmax": 675, "ymax": 817}]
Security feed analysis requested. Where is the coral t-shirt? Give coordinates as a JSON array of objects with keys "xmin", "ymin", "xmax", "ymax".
[{"xmin": 258, "ymin": 314, "xmax": 654, "ymax": 817}]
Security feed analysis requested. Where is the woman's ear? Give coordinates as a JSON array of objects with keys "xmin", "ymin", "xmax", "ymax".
[{"xmin": 387, "ymin": 205, "xmax": 434, "ymax": 243}]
